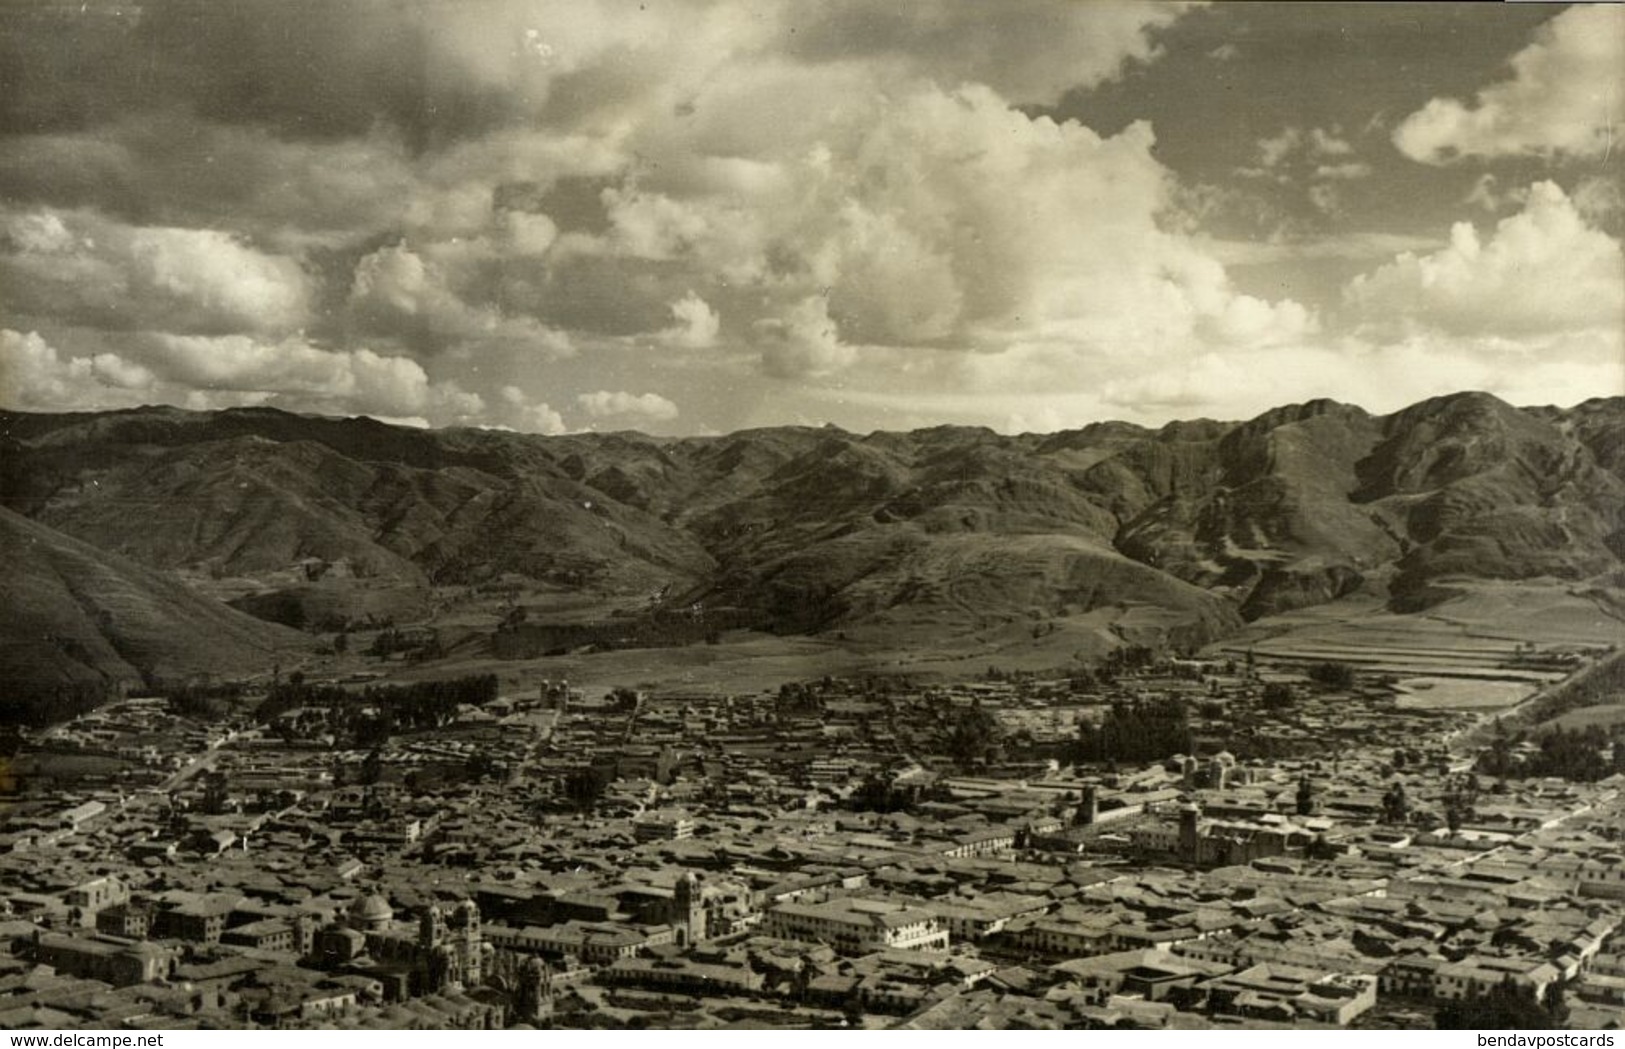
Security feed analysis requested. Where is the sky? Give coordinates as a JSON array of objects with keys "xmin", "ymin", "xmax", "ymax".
[{"xmin": 0, "ymin": 1, "xmax": 1620, "ymax": 436}]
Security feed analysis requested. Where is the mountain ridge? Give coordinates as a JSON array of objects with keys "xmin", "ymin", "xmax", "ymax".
[{"xmin": 2, "ymin": 392, "xmax": 1621, "ymax": 687}]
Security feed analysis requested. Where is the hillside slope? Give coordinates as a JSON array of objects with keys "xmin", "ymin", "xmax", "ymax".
[{"xmin": 0, "ymin": 506, "xmax": 308, "ymax": 702}]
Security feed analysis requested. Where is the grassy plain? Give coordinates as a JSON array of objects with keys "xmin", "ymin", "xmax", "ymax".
[{"xmin": 302, "ymin": 577, "xmax": 1622, "ymax": 718}]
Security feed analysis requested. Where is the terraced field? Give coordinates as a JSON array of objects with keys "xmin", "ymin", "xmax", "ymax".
[{"xmin": 1207, "ymin": 583, "xmax": 1622, "ymax": 684}]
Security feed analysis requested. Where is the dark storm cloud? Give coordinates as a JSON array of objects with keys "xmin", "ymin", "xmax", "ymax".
[
  {"xmin": 779, "ymin": 0, "xmax": 1193, "ymax": 106},
  {"xmin": 1, "ymin": 0, "xmax": 548, "ymax": 148},
  {"xmin": 0, "ymin": 2, "xmax": 151, "ymax": 136}
]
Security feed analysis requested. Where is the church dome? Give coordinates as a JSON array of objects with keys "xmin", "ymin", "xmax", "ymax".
[{"xmin": 348, "ymin": 892, "xmax": 394, "ymax": 929}]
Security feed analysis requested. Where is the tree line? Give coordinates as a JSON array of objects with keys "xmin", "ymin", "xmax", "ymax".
[
  {"xmin": 1479, "ymin": 721, "xmax": 1622, "ymax": 784},
  {"xmin": 0, "ymin": 681, "xmax": 117, "ymax": 728},
  {"xmin": 253, "ymin": 673, "xmax": 499, "ymax": 741}
]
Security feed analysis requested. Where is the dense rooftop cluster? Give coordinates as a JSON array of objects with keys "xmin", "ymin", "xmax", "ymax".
[{"xmin": 1, "ymin": 654, "xmax": 1622, "ymax": 1030}]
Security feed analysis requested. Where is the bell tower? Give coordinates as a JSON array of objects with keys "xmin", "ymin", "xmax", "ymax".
[
  {"xmin": 451, "ymin": 898, "xmax": 483, "ymax": 985},
  {"xmin": 675, "ymin": 872, "xmax": 707, "ymax": 945},
  {"xmin": 419, "ymin": 903, "xmax": 446, "ymax": 950}
]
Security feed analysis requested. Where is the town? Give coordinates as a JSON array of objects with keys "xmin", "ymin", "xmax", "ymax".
[{"xmin": 2, "ymin": 648, "xmax": 1623, "ymax": 1031}]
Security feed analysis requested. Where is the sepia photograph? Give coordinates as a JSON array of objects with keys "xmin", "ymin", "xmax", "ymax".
[{"xmin": 0, "ymin": 0, "xmax": 1622, "ymax": 1035}]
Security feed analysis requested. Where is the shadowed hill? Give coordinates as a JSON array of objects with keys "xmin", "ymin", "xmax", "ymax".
[{"xmin": 0, "ymin": 506, "xmax": 308, "ymax": 709}]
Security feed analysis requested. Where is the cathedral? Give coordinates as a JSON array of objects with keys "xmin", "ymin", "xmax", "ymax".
[{"xmin": 311, "ymin": 892, "xmax": 488, "ymax": 1000}]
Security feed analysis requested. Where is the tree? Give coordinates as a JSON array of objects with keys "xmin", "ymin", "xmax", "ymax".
[
  {"xmin": 1102, "ymin": 644, "xmax": 1156, "ymax": 677},
  {"xmin": 1541, "ymin": 979, "xmax": 1570, "ymax": 1027},
  {"xmin": 945, "ymin": 700, "xmax": 1002, "ymax": 768},
  {"xmin": 1522, "ymin": 725, "xmax": 1610, "ymax": 783},
  {"xmin": 1443, "ymin": 792, "xmax": 1471, "ymax": 833},
  {"xmin": 1307, "ymin": 662, "xmax": 1355, "ymax": 691},
  {"xmin": 1261, "ymin": 683, "xmax": 1294, "ymax": 710},
  {"xmin": 463, "ymin": 752, "xmax": 499, "ymax": 782},
  {"xmin": 1295, "ymin": 775, "xmax": 1315, "ymax": 817},
  {"xmin": 853, "ymin": 773, "xmax": 916, "ymax": 814},
  {"xmin": 1436, "ymin": 976, "xmax": 1556, "ymax": 1030},
  {"xmin": 1381, "ymin": 780, "xmax": 1408, "ymax": 824},
  {"xmin": 564, "ymin": 765, "xmax": 614, "ymax": 812},
  {"xmin": 353, "ymin": 715, "xmax": 391, "ymax": 748},
  {"xmin": 1075, "ymin": 697, "xmax": 1192, "ymax": 765}
]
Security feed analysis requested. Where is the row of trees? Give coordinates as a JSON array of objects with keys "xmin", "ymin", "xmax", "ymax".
[
  {"xmin": 367, "ymin": 628, "xmax": 443, "ymax": 660},
  {"xmin": 1306, "ymin": 661, "xmax": 1356, "ymax": 690},
  {"xmin": 254, "ymin": 673, "xmax": 499, "ymax": 740}
]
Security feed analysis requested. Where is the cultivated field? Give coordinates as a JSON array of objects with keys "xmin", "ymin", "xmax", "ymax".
[
  {"xmin": 1391, "ymin": 677, "xmax": 1534, "ymax": 711},
  {"xmin": 1208, "ymin": 582, "xmax": 1621, "ymax": 684}
]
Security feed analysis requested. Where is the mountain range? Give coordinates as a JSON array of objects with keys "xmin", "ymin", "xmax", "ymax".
[{"xmin": 1, "ymin": 391, "xmax": 1621, "ymax": 697}]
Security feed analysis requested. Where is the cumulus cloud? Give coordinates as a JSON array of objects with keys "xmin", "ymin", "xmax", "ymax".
[
  {"xmin": 1345, "ymin": 181, "xmax": 1624, "ymax": 339},
  {"xmin": 756, "ymin": 295, "xmax": 856, "ymax": 379},
  {"xmin": 0, "ymin": 207, "xmax": 312, "ymax": 334},
  {"xmin": 1095, "ymin": 335, "xmax": 1621, "ymax": 424},
  {"xmin": 1394, "ymin": 5, "xmax": 1624, "ymax": 164},
  {"xmin": 0, "ymin": 329, "xmax": 154, "ymax": 410},
  {"xmin": 493, "ymin": 385, "xmax": 567, "ymax": 435},
  {"xmin": 141, "ymin": 335, "xmax": 430, "ymax": 412},
  {"xmin": 349, "ymin": 246, "xmax": 453, "ymax": 333},
  {"xmin": 0, "ymin": 327, "xmax": 492, "ymax": 423},
  {"xmin": 602, "ymin": 81, "xmax": 1315, "ymax": 378},
  {"xmin": 576, "ymin": 389, "xmax": 680, "ymax": 422},
  {"xmin": 804, "ymin": 325, "xmax": 1621, "ymax": 434},
  {"xmin": 656, "ymin": 292, "xmax": 720, "ymax": 349},
  {"xmin": 347, "ymin": 242, "xmax": 574, "ymax": 357},
  {"xmin": 22, "ymin": 0, "xmax": 1543, "ymax": 434},
  {"xmin": 0, "ymin": 116, "xmax": 633, "ymax": 261},
  {"xmin": 8, "ymin": 2, "xmax": 1187, "ymax": 145},
  {"xmin": 0, "ymin": 329, "xmax": 492, "ymax": 425}
]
